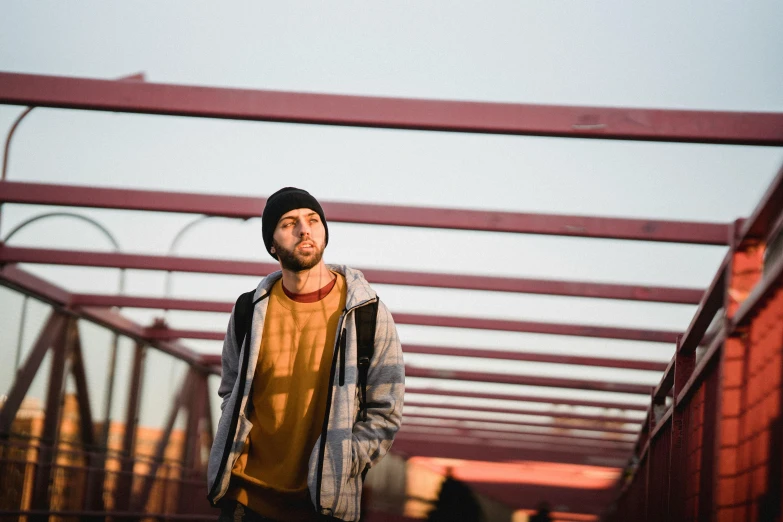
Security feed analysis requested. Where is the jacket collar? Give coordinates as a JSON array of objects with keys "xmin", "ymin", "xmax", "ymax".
[{"xmin": 253, "ymin": 264, "xmax": 376, "ymax": 309}]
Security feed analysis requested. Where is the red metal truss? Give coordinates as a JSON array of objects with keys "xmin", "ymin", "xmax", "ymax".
[
  {"xmin": 0, "ymin": 264, "xmax": 205, "ymax": 368},
  {"xmin": 403, "ymin": 386, "xmax": 649, "ymax": 412},
  {"xmin": 1, "ymin": 72, "xmax": 782, "ymax": 146},
  {"xmin": 198, "ymin": 351, "xmax": 653, "ymax": 394},
  {"xmin": 0, "ymin": 181, "xmax": 729, "ymax": 245},
  {"xmin": 401, "ymin": 344, "xmax": 668, "ymax": 372},
  {"xmin": 403, "ymin": 413, "xmax": 639, "ymax": 435},
  {"xmin": 392, "ymin": 314, "xmax": 678, "ymax": 343},
  {"xmin": 199, "ymin": 344, "xmax": 665, "ymax": 372},
  {"xmin": 404, "ymin": 367, "xmax": 653, "ymax": 395},
  {"xmin": 143, "ymin": 314, "xmax": 677, "ymax": 343},
  {"xmin": 0, "ymin": 245, "xmax": 705, "ymax": 303},
  {"xmin": 403, "ymin": 400, "xmax": 645, "ymax": 426},
  {"xmin": 401, "ymin": 425, "xmax": 635, "ymax": 452},
  {"xmin": 392, "ymin": 437, "xmax": 628, "ymax": 468}
]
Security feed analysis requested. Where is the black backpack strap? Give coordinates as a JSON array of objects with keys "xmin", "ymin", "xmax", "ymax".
[
  {"xmin": 354, "ymin": 299, "xmax": 379, "ymax": 422},
  {"xmin": 233, "ymin": 290, "xmax": 256, "ymax": 350}
]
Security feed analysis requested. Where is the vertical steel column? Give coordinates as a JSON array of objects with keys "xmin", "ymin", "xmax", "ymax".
[
  {"xmin": 30, "ymin": 317, "xmax": 73, "ymax": 521},
  {"xmin": 178, "ymin": 369, "xmax": 208, "ymax": 516},
  {"xmin": 115, "ymin": 341, "xmax": 146, "ymax": 512},
  {"xmin": 669, "ymin": 336, "xmax": 695, "ymax": 521},
  {"xmin": 203, "ymin": 377, "xmax": 215, "ymax": 455},
  {"xmin": 183, "ymin": 370, "xmax": 207, "ymax": 472},
  {"xmin": 131, "ymin": 368, "xmax": 194, "ymax": 512},
  {"xmin": 69, "ymin": 324, "xmax": 105, "ymax": 516}
]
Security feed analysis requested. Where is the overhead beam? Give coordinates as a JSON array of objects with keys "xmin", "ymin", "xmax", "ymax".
[
  {"xmin": 1, "ymin": 72, "xmax": 782, "ymax": 146},
  {"xmin": 405, "ymin": 367, "xmax": 652, "ymax": 395},
  {"xmin": 0, "ymin": 246, "xmax": 705, "ymax": 302},
  {"xmin": 143, "ymin": 313, "xmax": 678, "ymax": 343},
  {"xmin": 402, "ymin": 344, "xmax": 668, "ymax": 372},
  {"xmin": 403, "ymin": 413, "xmax": 639, "ymax": 435},
  {"xmin": 401, "ymin": 425, "xmax": 635, "ymax": 451},
  {"xmin": 392, "ymin": 437, "xmax": 628, "ymax": 468},
  {"xmin": 199, "ymin": 343, "xmax": 667, "ymax": 372},
  {"xmin": 0, "ymin": 181, "xmax": 730, "ymax": 245},
  {"xmin": 404, "ymin": 400, "xmax": 645, "ymax": 426},
  {"xmin": 404, "ymin": 387, "xmax": 650, "ymax": 412}
]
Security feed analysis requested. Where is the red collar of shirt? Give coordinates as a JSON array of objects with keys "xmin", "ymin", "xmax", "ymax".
[{"xmin": 281, "ymin": 276, "xmax": 337, "ymax": 303}]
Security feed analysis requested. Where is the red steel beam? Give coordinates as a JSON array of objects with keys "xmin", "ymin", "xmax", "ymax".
[
  {"xmin": 392, "ymin": 437, "xmax": 628, "ymax": 468},
  {"xmin": 403, "ymin": 387, "xmax": 649, "ymax": 412},
  {"xmin": 0, "ymin": 245, "xmax": 706, "ymax": 303},
  {"xmin": 1, "ymin": 72, "xmax": 782, "ymax": 146},
  {"xmin": 402, "ymin": 344, "xmax": 668, "ymax": 372},
  {"xmin": 402, "ymin": 425, "xmax": 635, "ymax": 452},
  {"xmin": 143, "ymin": 314, "xmax": 678, "ymax": 343},
  {"xmin": 740, "ymin": 162, "xmax": 783, "ymax": 241},
  {"xmin": 0, "ymin": 264, "xmax": 204, "ymax": 368},
  {"xmin": 392, "ymin": 314, "xmax": 678, "ymax": 343},
  {"xmin": 403, "ymin": 413, "xmax": 639, "ymax": 435},
  {"xmin": 199, "ymin": 344, "xmax": 667, "ymax": 372},
  {"xmin": 404, "ymin": 367, "xmax": 652, "ymax": 395},
  {"xmin": 0, "ymin": 182, "xmax": 730, "ymax": 245},
  {"xmin": 199, "ymin": 351, "xmax": 652, "ymax": 393},
  {"xmin": 404, "ymin": 400, "xmax": 645, "ymax": 425}
]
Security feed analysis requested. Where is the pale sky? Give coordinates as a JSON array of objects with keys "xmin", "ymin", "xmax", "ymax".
[{"xmin": 1, "ymin": 0, "xmax": 782, "ymax": 431}]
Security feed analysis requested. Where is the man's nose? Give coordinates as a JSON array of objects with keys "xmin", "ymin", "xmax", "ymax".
[{"xmin": 297, "ymin": 219, "xmax": 311, "ymax": 236}]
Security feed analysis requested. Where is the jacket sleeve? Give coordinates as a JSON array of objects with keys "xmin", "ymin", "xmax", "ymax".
[
  {"xmin": 218, "ymin": 305, "xmax": 241, "ymax": 412},
  {"xmin": 350, "ymin": 300, "xmax": 405, "ymax": 477}
]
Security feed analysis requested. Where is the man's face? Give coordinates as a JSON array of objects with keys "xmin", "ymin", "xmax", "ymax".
[{"xmin": 271, "ymin": 208, "xmax": 326, "ymax": 272}]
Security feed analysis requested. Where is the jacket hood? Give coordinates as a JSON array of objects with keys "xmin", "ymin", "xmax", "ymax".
[{"xmin": 253, "ymin": 265, "xmax": 377, "ymax": 309}]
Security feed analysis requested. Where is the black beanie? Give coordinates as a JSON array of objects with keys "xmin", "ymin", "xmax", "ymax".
[{"xmin": 261, "ymin": 187, "xmax": 329, "ymax": 259}]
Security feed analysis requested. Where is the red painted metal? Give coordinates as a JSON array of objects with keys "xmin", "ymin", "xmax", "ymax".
[
  {"xmin": 405, "ymin": 367, "xmax": 653, "ymax": 395},
  {"xmin": 115, "ymin": 342, "xmax": 145, "ymax": 511},
  {"xmin": 0, "ymin": 312, "xmax": 66, "ymax": 434},
  {"xmin": 32, "ymin": 317, "xmax": 71, "ymax": 512},
  {"xmin": 678, "ymin": 254, "xmax": 728, "ymax": 356},
  {"xmin": 392, "ymin": 437, "xmax": 628, "ymax": 468},
  {"xmin": 402, "ymin": 344, "xmax": 668, "ymax": 372},
  {"xmin": 739, "ymin": 162, "xmax": 783, "ymax": 241},
  {"xmin": 132, "ymin": 370, "xmax": 194, "ymax": 511},
  {"xmin": 375, "ymin": 386, "xmax": 650, "ymax": 412},
  {"xmin": 0, "ymin": 182, "xmax": 730, "ymax": 245},
  {"xmin": 152, "ymin": 316, "xmax": 678, "ymax": 344},
  {"xmin": 402, "ymin": 428, "xmax": 636, "ymax": 454},
  {"xmin": 0, "ymin": 263, "xmax": 71, "ymax": 305},
  {"xmin": 1, "ymin": 245, "xmax": 705, "ymax": 302},
  {"xmin": 404, "ymin": 400, "xmax": 645, "ymax": 426},
  {"xmin": 403, "ymin": 412, "xmax": 639, "ymax": 435},
  {"xmin": 395, "ymin": 314, "xmax": 679, "ymax": 343},
  {"xmin": 190, "ymin": 346, "xmax": 667, "ymax": 373},
  {"xmin": 2, "ymin": 72, "xmax": 783, "ymax": 146}
]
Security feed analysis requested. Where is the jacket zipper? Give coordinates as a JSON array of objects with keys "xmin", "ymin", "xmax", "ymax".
[
  {"xmin": 314, "ymin": 298, "xmax": 377, "ymax": 513},
  {"xmin": 207, "ymin": 293, "xmax": 268, "ymax": 505}
]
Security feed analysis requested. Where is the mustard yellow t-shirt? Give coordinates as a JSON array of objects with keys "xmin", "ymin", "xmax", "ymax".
[{"xmin": 228, "ymin": 273, "xmax": 346, "ymax": 520}]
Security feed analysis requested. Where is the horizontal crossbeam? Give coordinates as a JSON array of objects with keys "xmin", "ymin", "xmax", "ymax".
[
  {"xmin": 0, "ymin": 182, "xmax": 729, "ymax": 244},
  {"xmin": 1, "ymin": 72, "xmax": 781, "ymax": 146}
]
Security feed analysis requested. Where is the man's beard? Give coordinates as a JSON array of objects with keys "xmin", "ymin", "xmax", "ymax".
[{"xmin": 272, "ymin": 239, "xmax": 324, "ymax": 272}]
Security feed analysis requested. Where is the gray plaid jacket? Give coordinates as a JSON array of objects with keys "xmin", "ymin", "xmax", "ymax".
[{"xmin": 207, "ymin": 265, "xmax": 405, "ymax": 521}]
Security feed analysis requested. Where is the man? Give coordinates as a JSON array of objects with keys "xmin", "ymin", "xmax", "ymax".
[{"xmin": 207, "ymin": 187, "xmax": 405, "ymax": 522}]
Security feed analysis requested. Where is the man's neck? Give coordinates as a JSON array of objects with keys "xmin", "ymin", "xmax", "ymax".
[{"xmin": 280, "ymin": 261, "xmax": 334, "ymax": 295}]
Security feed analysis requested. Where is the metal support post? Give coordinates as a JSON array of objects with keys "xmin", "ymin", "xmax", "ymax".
[
  {"xmin": 30, "ymin": 317, "xmax": 73, "ymax": 521},
  {"xmin": 115, "ymin": 341, "xmax": 146, "ymax": 512}
]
